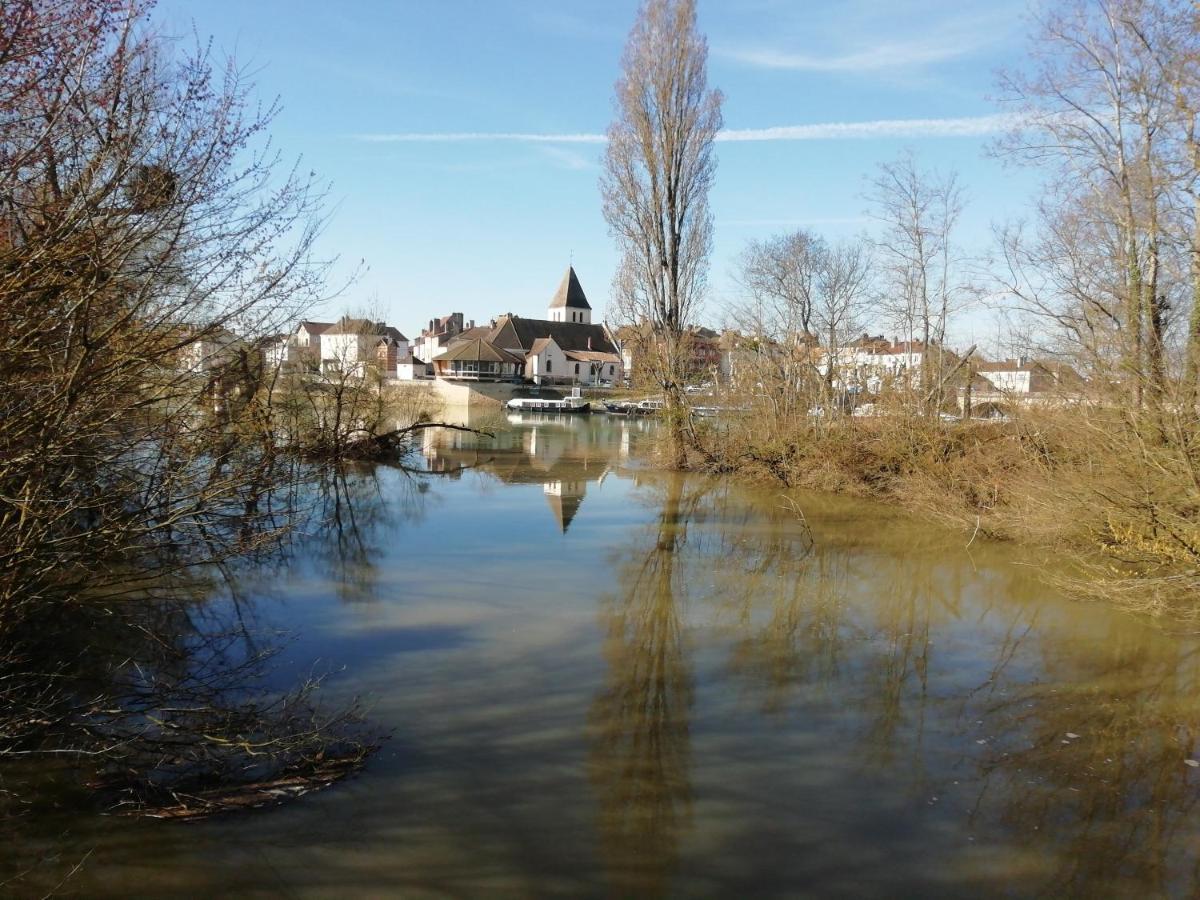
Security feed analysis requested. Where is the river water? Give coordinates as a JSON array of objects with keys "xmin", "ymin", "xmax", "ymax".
[{"xmin": 6, "ymin": 413, "xmax": 1200, "ymax": 897}]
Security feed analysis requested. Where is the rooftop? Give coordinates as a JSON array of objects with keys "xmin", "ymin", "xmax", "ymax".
[{"xmin": 548, "ymin": 266, "xmax": 592, "ymax": 311}]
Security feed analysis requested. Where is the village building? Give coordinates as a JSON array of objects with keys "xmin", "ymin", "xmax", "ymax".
[
  {"xmin": 414, "ymin": 312, "xmax": 475, "ymax": 365},
  {"xmin": 432, "ymin": 267, "xmax": 623, "ymax": 386},
  {"xmin": 431, "ymin": 338, "xmax": 525, "ymax": 381},
  {"xmin": 180, "ymin": 326, "xmax": 246, "ymax": 374},
  {"xmin": 265, "ymin": 320, "xmax": 333, "ymax": 370},
  {"xmin": 319, "ymin": 317, "xmax": 408, "ymax": 377},
  {"xmin": 827, "ymin": 334, "xmax": 951, "ymax": 391},
  {"xmin": 396, "ymin": 354, "xmax": 433, "ymax": 381},
  {"xmin": 616, "ymin": 322, "xmax": 722, "ymax": 385},
  {"xmin": 975, "ymin": 358, "xmax": 1084, "ymax": 395}
]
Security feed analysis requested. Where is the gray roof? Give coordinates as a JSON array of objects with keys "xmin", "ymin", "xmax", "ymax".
[
  {"xmin": 548, "ymin": 266, "xmax": 591, "ymax": 310},
  {"xmin": 488, "ymin": 315, "xmax": 616, "ymax": 355}
]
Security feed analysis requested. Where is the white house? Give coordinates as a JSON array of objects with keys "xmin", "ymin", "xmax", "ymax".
[
  {"xmin": 396, "ymin": 353, "xmax": 433, "ymax": 381},
  {"xmin": 320, "ymin": 318, "xmax": 409, "ymax": 377},
  {"xmin": 179, "ymin": 327, "xmax": 245, "ymax": 374},
  {"xmin": 264, "ymin": 320, "xmax": 332, "ymax": 371},
  {"xmin": 975, "ymin": 358, "xmax": 1078, "ymax": 395}
]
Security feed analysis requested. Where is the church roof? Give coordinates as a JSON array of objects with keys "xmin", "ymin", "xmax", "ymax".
[
  {"xmin": 487, "ymin": 315, "xmax": 617, "ymax": 355},
  {"xmin": 545, "ymin": 489, "xmax": 584, "ymax": 533},
  {"xmin": 548, "ymin": 266, "xmax": 592, "ymax": 310}
]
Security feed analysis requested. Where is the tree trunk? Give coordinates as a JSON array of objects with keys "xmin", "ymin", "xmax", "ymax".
[{"xmin": 1185, "ymin": 192, "xmax": 1200, "ymax": 416}]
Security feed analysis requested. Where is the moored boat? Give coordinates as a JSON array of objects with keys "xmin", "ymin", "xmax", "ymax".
[
  {"xmin": 603, "ymin": 398, "xmax": 663, "ymax": 416},
  {"xmin": 506, "ymin": 396, "xmax": 591, "ymax": 414}
]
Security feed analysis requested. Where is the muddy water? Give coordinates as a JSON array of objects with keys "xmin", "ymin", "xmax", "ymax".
[{"xmin": 6, "ymin": 412, "xmax": 1200, "ymax": 898}]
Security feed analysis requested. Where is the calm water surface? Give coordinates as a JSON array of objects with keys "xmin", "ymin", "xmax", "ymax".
[{"xmin": 7, "ymin": 413, "xmax": 1200, "ymax": 897}]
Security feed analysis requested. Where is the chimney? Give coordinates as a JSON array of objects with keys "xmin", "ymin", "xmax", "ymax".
[{"xmin": 587, "ymin": 336, "xmax": 592, "ymax": 350}]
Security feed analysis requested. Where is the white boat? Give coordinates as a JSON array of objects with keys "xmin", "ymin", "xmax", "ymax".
[{"xmin": 506, "ymin": 396, "xmax": 591, "ymax": 414}]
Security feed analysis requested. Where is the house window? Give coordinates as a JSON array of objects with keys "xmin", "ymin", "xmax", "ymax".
[
  {"xmin": 575, "ymin": 363, "xmax": 580, "ymax": 375},
  {"xmin": 546, "ymin": 358, "xmax": 552, "ymax": 373}
]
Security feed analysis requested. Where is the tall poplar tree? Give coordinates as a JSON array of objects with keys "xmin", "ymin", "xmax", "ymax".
[{"xmin": 601, "ymin": 0, "xmax": 722, "ymax": 468}]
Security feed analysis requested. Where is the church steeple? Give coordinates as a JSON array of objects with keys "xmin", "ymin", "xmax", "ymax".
[{"xmin": 548, "ymin": 266, "xmax": 592, "ymax": 324}]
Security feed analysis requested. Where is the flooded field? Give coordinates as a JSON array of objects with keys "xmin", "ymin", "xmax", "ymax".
[{"xmin": 6, "ymin": 413, "xmax": 1200, "ymax": 898}]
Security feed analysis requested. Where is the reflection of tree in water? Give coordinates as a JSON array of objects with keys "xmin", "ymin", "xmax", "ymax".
[
  {"xmin": 307, "ymin": 465, "xmax": 428, "ymax": 604},
  {"xmin": 0, "ymin": 462, "xmax": 433, "ymax": 890},
  {"xmin": 707, "ymin": 497, "xmax": 846, "ymax": 715},
  {"xmin": 706, "ymin": 495, "xmax": 1200, "ymax": 895},
  {"xmin": 587, "ymin": 474, "xmax": 703, "ymax": 898},
  {"xmin": 968, "ymin": 632, "xmax": 1200, "ymax": 896}
]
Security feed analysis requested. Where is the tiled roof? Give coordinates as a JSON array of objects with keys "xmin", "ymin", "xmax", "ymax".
[
  {"xmin": 527, "ymin": 336, "xmax": 557, "ymax": 357},
  {"xmin": 976, "ymin": 358, "xmax": 1047, "ymax": 373},
  {"xmin": 435, "ymin": 338, "xmax": 524, "ymax": 365},
  {"xmin": 451, "ymin": 325, "xmax": 493, "ymax": 344},
  {"xmin": 487, "ymin": 315, "xmax": 618, "ymax": 355},
  {"xmin": 323, "ymin": 318, "xmax": 407, "ymax": 342},
  {"xmin": 548, "ymin": 266, "xmax": 591, "ymax": 310},
  {"xmin": 563, "ymin": 349, "xmax": 621, "ymax": 363}
]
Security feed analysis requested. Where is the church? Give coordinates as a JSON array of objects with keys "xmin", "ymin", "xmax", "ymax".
[{"xmin": 430, "ymin": 267, "xmax": 624, "ymax": 386}]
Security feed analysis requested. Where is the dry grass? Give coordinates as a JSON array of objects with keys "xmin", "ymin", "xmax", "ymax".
[{"xmin": 693, "ymin": 401, "xmax": 1200, "ymax": 621}]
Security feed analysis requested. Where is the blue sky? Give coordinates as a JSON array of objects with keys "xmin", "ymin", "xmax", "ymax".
[{"xmin": 156, "ymin": 0, "xmax": 1043, "ymax": 347}]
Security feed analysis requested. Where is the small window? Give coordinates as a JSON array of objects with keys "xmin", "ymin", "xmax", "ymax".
[
  {"xmin": 546, "ymin": 358, "xmax": 552, "ymax": 373},
  {"xmin": 575, "ymin": 363, "xmax": 580, "ymax": 375}
]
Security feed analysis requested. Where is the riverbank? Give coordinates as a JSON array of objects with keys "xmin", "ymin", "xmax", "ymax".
[{"xmin": 691, "ymin": 405, "xmax": 1200, "ymax": 620}]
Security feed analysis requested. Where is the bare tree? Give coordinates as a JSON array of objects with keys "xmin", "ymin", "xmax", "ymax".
[
  {"xmin": 738, "ymin": 230, "xmax": 823, "ymax": 339},
  {"xmin": 731, "ymin": 231, "xmax": 872, "ymax": 418},
  {"xmin": 995, "ymin": 0, "xmax": 1188, "ymax": 417},
  {"xmin": 731, "ymin": 231, "xmax": 825, "ymax": 419},
  {"xmin": 815, "ymin": 239, "xmax": 873, "ymax": 405},
  {"xmin": 0, "ymin": 0, "xmax": 375, "ymax": 816},
  {"xmin": 868, "ymin": 152, "xmax": 966, "ymax": 414},
  {"xmin": 601, "ymin": 0, "xmax": 723, "ymax": 468},
  {"xmin": 989, "ymin": 0, "xmax": 1200, "ymax": 605}
]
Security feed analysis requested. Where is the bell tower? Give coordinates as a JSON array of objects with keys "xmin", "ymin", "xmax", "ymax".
[{"xmin": 548, "ymin": 266, "xmax": 592, "ymax": 324}]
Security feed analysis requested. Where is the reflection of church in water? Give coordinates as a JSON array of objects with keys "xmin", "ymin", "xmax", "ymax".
[{"xmin": 420, "ymin": 414, "xmax": 649, "ymax": 532}]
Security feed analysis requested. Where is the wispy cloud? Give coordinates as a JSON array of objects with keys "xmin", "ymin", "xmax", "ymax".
[
  {"xmin": 352, "ymin": 113, "xmax": 1021, "ymax": 146},
  {"xmin": 715, "ymin": 4, "xmax": 1019, "ymax": 75},
  {"xmin": 720, "ymin": 39, "xmax": 970, "ymax": 73},
  {"xmin": 537, "ymin": 145, "xmax": 597, "ymax": 171},
  {"xmin": 719, "ymin": 217, "xmax": 870, "ymax": 228},
  {"xmin": 353, "ymin": 131, "xmax": 606, "ymax": 144},
  {"xmin": 716, "ymin": 114, "xmax": 1021, "ymax": 142}
]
